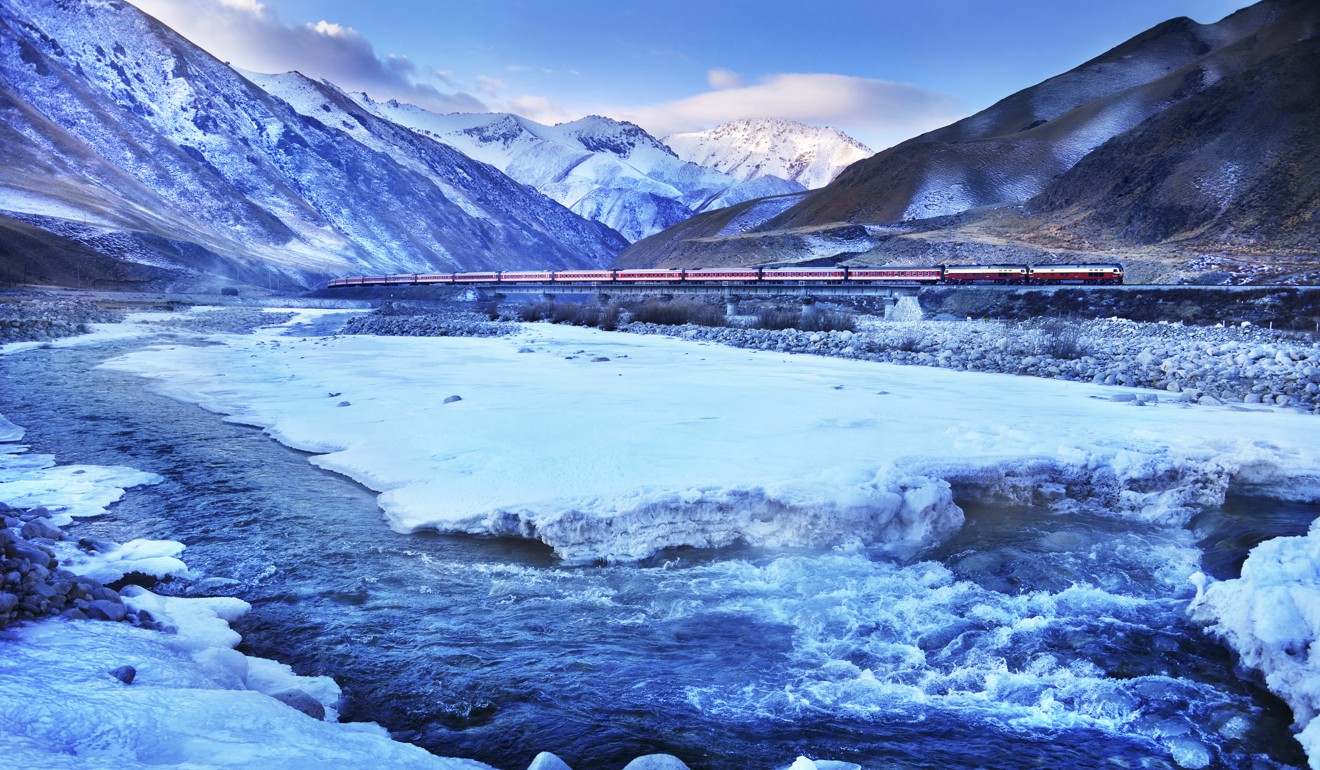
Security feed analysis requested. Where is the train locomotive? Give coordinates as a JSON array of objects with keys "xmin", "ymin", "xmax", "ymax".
[{"xmin": 327, "ymin": 263, "xmax": 1123, "ymax": 289}]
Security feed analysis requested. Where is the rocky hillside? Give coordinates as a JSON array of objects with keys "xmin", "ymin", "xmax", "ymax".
[
  {"xmin": 619, "ymin": 0, "xmax": 1320, "ymax": 284},
  {"xmin": 663, "ymin": 118, "xmax": 872, "ymax": 190},
  {"xmin": 0, "ymin": 0, "xmax": 625, "ymax": 291}
]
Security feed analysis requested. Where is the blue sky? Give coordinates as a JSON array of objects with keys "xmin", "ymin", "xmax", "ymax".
[{"xmin": 129, "ymin": 0, "xmax": 1255, "ymax": 150}]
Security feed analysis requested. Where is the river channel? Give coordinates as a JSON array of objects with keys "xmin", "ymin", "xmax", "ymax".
[{"xmin": 0, "ymin": 329, "xmax": 1311, "ymax": 770}]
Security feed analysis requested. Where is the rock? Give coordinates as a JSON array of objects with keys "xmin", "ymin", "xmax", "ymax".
[
  {"xmin": 272, "ymin": 689, "xmax": 326, "ymax": 720},
  {"xmin": 20, "ymin": 519, "xmax": 62, "ymax": 541},
  {"xmin": 84, "ymin": 599, "xmax": 127, "ymax": 622},
  {"xmin": 336, "ymin": 400, "xmax": 351, "ymax": 407},
  {"xmin": 109, "ymin": 665, "xmax": 136, "ymax": 685},
  {"xmin": 591, "ymin": 357, "xmax": 610, "ymax": 362},
  {"xmin": 78, "ymin": 537, "xmax": 118, "ymax": 553},
  {"xmin": 443, "ymin": 395, "xmax": 463, "ymax": 404},
  {"xmin": 1199, "ymin": 395, "xmax": 1223, "ymax": 406}
]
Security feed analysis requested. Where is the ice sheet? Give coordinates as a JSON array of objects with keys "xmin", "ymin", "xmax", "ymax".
[{"xmin": 99, "ymin": 322, "xmax": 1320, "ymax": 563}]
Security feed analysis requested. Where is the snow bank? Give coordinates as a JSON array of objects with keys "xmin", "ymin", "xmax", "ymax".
[
  {"xmin": 0, "ymin": 616, "xmax": 494, "ymax": 770},
  {"xmin": 1190, "ymin": 523, "xmax": 1320, "ymax": 769},
  {"xmin": 100, "ymin": 321, "xmax": 1320, "ymax": 563},
  {"xmin": 0, "ymin": 409, "xmax": 492, "ymax": 770}
]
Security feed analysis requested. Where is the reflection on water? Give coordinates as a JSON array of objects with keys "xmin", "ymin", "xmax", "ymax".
[{"xmin": 0, "ymin": 339, "xmax": 1310, "ymax": 770}]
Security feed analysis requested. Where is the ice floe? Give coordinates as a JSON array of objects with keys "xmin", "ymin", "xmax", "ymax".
[{"xmin": 99, "ymin": 320, "xmax": 1320, "ymax": 563}]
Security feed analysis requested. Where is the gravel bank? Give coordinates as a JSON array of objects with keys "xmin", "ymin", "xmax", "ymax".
[
  {"xmin": 0, "ymin": 299, "xmax": 123, "ymax": 343},
  {"xmin": 625, "ymin": 318, "xmax": 1320, "ymax": 413},
  {"xmin": 335, "ymin": 302, "xmax": 1320, "ymax": 413}
]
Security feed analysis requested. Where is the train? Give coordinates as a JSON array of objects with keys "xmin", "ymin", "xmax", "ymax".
[{"xmin": 327, "ymin": 263, "xmax": 1124, "ymax": 289}]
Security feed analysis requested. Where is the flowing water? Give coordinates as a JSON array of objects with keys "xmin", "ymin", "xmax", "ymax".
[{"xmin": 0, "ymin": 334, "xmax": 1312, "ymax": 770}]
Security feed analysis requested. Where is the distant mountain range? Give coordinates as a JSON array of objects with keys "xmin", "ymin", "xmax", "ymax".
[
  {"xmin": 335, "ymin": 96, "xmax": 808, "ymax": 243},
  {"xmin": 664, "ymin": 119, "xmax": 872, "ymax": 190},
  {"xmin": 620, "ymin": 0, "xmax": 1320, "ymax": 285}
]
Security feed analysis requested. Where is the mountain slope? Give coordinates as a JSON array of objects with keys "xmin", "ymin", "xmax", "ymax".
[
  {"xmin": 343, "ymin": 97, "xmax": 804, "ymax": 242},
  {"xmin": 0, "ymin": 0, "xmax": 625, "ymax": 290},
  {"xmin": 663, "ymin": 119, "xmax": 872, "ymax": 190},
  {"xmin": 618, "ymin": 0, "xmax": 1320, "ymax": 283}
]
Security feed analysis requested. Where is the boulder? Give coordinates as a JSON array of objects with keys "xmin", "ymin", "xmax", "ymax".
[{"xmin": 272, "ymin": 689, "xmax": 326, "ymax": 720}]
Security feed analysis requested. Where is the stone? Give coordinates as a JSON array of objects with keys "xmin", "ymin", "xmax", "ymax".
[
  {"xmin": 109, "ymin": 665, "xmax": 136, "ymax": 685},
  {"xmin": 20, "ymin": 519, "xmax": 62, "ymax": 541},
  {"xmin": 443, "ymin": 395, "xmax": 463, "ymax": 404},
  {"xmin": 272, "ymin": 689, "xmax": 326, "ymax": 720},
  {"xmin": 84, "ymin": 599, "xmax": 127, "ymax": 622},
  {"xmin": 78, "ymin": 538, "xmax": 118, "ymax": 553}
]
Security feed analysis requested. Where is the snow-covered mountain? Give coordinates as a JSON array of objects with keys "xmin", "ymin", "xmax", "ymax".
[
  {"xmin": 663, "ymin": 119, "xmax": 872, "ymax": 190},
  {"xmin": 0, "ymin": 0, "xmax": 625, "ymax": 290},
  {"xmin": 340, "ymin": 97, "xmax": 804, "ymax": 242}
]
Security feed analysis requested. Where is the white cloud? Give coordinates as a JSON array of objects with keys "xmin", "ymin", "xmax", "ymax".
[
  {"xmin": 126, "ymin": 0, "xmax": 486, "ymax": 113},
  {"xmin": 622, "ymin": 73, "xmax": 967, "ymax": 150},
  {"xmin": 707, "ymin": 68, "xmax": 742, "ymax": 90},
  {"xmin": 476, "ymin": 75, "xmax": 507, "ymax": 95}
]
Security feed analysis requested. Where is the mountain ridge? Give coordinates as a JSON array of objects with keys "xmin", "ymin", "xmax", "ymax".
[
  {"xmin": 341, "ymin": 95, "xmax": 805, "ymax": 242},
  {"xmin": 0, "ymin": 0, "xmax": 626, "ymax": 290},
  {"xmin": 617, "ymin": 0, "xmax": 1320, "ymax": 284}
]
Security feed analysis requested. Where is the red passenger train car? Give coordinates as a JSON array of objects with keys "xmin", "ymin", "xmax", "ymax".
[{"xmin": 327, "ymin": 263, "xmax": 1123, "ymax": 289}]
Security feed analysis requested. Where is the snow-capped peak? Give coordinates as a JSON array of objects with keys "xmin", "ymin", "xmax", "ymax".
[
  {"xmin": 664, "ymin": 118, "xmax": 873, "ymax": 189},
  {"xmin": 340, "ymin": 97, "xmax": 804, "ymax": 241}
]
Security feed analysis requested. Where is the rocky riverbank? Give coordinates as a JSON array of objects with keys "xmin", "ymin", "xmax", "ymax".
[
  {"xmin": 0, "ymin": 298, "xmax": 123, "ymax": 343},
  {"xmin": 0, "ymin": 503, "xmax": 148, "ymax": 628},
  {"xmin": 626, "ymin": 317, "xmax": 1320, "ymax": 412}
]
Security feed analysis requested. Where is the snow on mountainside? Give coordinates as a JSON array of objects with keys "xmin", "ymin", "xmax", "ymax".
[
  {"xmin": 663, "ymin": 119, "xmax": 872, "ymax": 190},
  {"xmin": 0, "ymin": 0, "xmax": 624, "ymax": 290},
  {"xmin": 343, "ymin": 95, "xmax": 804, "ymax": 242}
]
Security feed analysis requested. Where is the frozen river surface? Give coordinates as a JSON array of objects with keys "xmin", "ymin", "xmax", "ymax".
[{"xmin": 0, "ymin": 314, "xmax": 1315, "ymax": 770}]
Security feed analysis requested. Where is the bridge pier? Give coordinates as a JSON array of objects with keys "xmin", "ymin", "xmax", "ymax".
[
  {"xmin": 724, "ymin": 293, "xmax": 741, "ymax": 317},
  {"xmin": 598, "ymin": 293, "xmax": 611, "ymax": 306},
  {"xmin": 542, "ymin": 292, "xmax": 556, "ymax": 302}
]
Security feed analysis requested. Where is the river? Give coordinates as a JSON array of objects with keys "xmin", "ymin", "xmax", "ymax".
[{"xmin": 0, "ymin": 329, "xmax": 1311, "ymax": 770}]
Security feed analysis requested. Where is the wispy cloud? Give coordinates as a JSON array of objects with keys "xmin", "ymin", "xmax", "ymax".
[
  {"xmin": 126, "ymin": 0, "xmax": 485, "ymax": 113},
  {"xmin": 706, "ymin": 68, "xmax": 742, "ymax": 90},
  {"xmin": 621, "ymin": 73, "xmax": 967, "ymax": 150}
]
